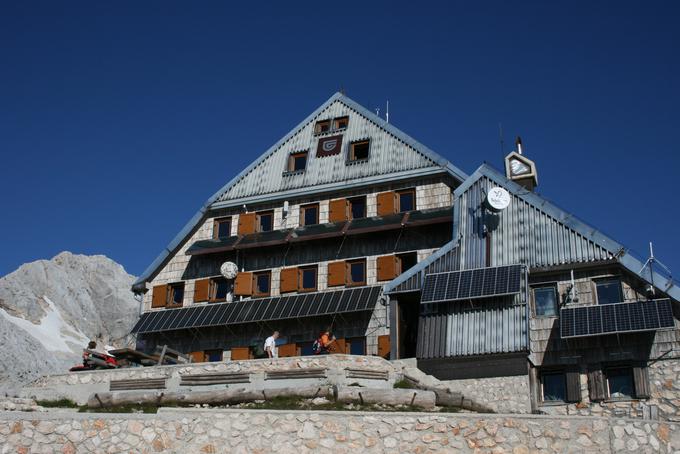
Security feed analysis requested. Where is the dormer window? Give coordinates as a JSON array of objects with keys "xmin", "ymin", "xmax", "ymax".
[
  {"xmin": 315, "ymin": 120, "xmax": 331, "ymax": 134},
  {"xmin": 349, "ymin": 140, "xmax": 370, "ymax": 162},
  {"xmin": 287, "ymin": 151, "xmax": 308, "ymax": 172},
  {"xmin": 334, "ymin": 116, "xmax": 349, "ymax": 130}
]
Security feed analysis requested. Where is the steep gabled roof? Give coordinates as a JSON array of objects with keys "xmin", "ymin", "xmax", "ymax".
[
  {"xmin": 385, "ymin": 164, "xmax": 680, "ymax": 302},
  {"xmin": 132, "ymin": 92, "xmax": 467, "ymax": 292}
]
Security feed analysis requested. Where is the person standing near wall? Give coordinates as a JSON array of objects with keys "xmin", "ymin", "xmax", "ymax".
[{"xmin": 264, "ymin": 331, "xmax": 279, "ymax": 358}]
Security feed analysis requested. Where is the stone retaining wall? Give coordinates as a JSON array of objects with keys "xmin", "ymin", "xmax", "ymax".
[
  {"xmin": 1, "ymin": 408, "xmax": 679, "ymax": 453},
  {"xmin": 442, "ymin": 375, "xmax": 531, "ymax": 414}
]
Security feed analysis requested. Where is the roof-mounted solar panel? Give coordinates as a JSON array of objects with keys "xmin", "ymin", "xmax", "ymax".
[
  {"xmin": 420, "ymin": 265, "xmax": 523, "ymax": 304},
  {"xmin": 560, "ymin": 299, "xmax": 675, "ymax": 339}
]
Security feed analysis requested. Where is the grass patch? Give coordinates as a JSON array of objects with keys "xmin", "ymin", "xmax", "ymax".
[
  {"xmin": 392, "ymin": 379, "xmax": 417, "ymax": 389},
  {"xmin": 35, "ymin": 399, "xmax": 79, "ymax": 408},
  {"xmin": 79, "ymin": 404, "xmax": 159, "ymax": 414}
]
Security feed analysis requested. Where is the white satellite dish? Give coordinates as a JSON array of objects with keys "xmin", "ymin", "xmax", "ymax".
[
  {"xmin": 485, "ymin": 187, "xmax": 511, "ymax": 212},
  {"xmin": 220, "ymin": 262, "xmax": 239, "ymax": 279}
]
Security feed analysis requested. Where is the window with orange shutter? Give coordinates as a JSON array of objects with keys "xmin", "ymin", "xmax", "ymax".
[
  {"xmin": 329, "ymin": 198, "xmax": 349, "ymax": 223},
  {"xmin": 151, "ymin": 284, "xmax": 168, "ymax": 308},
  {"xmin": 280, "ymin": 267, "xmax": 298, "ymax": 293},
  {"xmin": 193, "ymin": 279, "xmax": 210, "ymax": 303},
  {"xmin": 234, "ymin": 272, "xmax": 253, "ymax": 296},
  {"xmin": 327, "ymin": 261, "xmax": 346, "ymax": 287},
  {"xmin": 237, "ymin": 213, "xmax": 257, "ymax": 235},
  {"xmin": 377, "ymin": 255, "xmax": 399, "ymax": 281},
  {"xmin": 376, "ymin": 191, "xmax": 397, "ymax": 216}
]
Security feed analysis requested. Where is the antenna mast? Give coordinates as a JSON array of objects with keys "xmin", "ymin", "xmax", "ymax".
[
  {"xmin": 386, "ymin": 100, "xmax": 389, "ymax": 123},
  {"xmin": 639, "ymin": 241, "xmax": 674, "ymax": 296}
]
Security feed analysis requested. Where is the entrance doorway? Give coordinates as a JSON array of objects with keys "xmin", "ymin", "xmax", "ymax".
[{"xmin": 396, "ymin": 294, "xmax": 421, "ymax": 358}]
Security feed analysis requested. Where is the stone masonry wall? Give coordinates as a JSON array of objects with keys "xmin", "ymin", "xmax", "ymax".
[
  {"xmin": 442, "ymin": 375, "xmax": 531, "ymax": 414},
  {"xmin": 2, "ymin": 408, "xmax": 679, "ymax": 453}
]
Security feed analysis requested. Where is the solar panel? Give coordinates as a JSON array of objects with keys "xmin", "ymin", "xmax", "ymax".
[
  {"xmin": 336, "ymin": 289, "xmax": 354, "ymax": 313},
  {"xmin": 279, "ymin": 295, "xmax": 297, "ymax": 319},
  {"xmin": 561, "ymin": 299, "xmax": 675, "ymax": 339},
  {"xmin": 261, "ymin": 297, "xmax": 280, "ymax": 321},
  {"xmin": 421, "ymin": 265, "xmax": 523, "ymax": 303}
]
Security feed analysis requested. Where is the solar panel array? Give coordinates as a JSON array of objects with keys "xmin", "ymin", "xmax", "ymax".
[
  {"xmin": 560, "ymin": 299, "xmax": 675, "ymax": 339},
  {"xmin": 131, "ymin": 285, "xmax": 381, "ymax": 334},
  {"xmin": 420, "ymin": 265, "xmax": 523, "ymax": 303}
]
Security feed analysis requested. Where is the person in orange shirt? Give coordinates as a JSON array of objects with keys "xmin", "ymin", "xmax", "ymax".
[{"xmin": 314, "ymin": 330, "xmax": 336, "ymax": 354}]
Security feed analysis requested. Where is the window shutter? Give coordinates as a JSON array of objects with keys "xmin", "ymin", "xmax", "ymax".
[
  {"xmin": 151, "ymin": 285, "xmax": 168, "ymax": 308},
  {"xmin": 565, "ymin": 370, "xmax": 581, "ymax": 403},
  {"xmin": 633, "ymin": 365, "xmax": 650, "ymax": 399},
  {"xmin": 377, "ymin": 255, "xmax": 399, "ymax": 281},
  {"xmin": 588, "ymin": 366, "xmax": 607, "ymax": 401},
  {"xmin": 378, "ymin": 334, "xmax": 391, "ymax": 359},
  {"xmin": 193, "ymin": 279, "xmax": 210, "ymax": 302},
  {"xmin": 280, "ymin": 267, "xmax": 299, "ymax": 293},
  {"xmin": 377, "ymin": 191, "xmax": 397, "ymax": 216},
  {"xmin": 327, "ymin": 261, "xmax": 346, "ymax": 286},
  {"xmin": 237, "ymin": 213, "xmax": 257, "ymax": 235},
  {"xmin": 278, "ymin": 343, "xmax": 297, "ymax": 357},
  {"xmin": 329, "ymin": 198, "xmax": 349, "ymax": 223},
  {"xmin": 190, "ymin": 351, "xmax": 206, "ymax": 363},
  {"xmin": 230, "ymin": 347, "xmax": 251, "ymax": 360},
  {"xmin": 333, "ymin": 338, "xmax": 347, "ymax": 353},
  {"xmin": 234, "ymin": 272, "xmax": 253, "ymax": 296}
]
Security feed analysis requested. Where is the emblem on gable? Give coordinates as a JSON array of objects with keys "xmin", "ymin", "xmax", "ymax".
[{"xmin": 316, "ymin": 135, "xmax": 343, "ymax": 157}]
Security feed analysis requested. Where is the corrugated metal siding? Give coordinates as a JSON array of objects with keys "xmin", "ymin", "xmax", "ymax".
[
  {"xmin": 457, "ymin": 177, "xmax": 613, "ymax": 270},
  {"xmin": 215, "ymin": 100, "xmax": 440, "ymax": 203},
  {"xmin": 417, "ymin": 296, "xmax": 528, "ymax": 358}
]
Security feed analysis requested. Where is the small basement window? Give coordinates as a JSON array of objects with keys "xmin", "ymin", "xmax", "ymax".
[
  {"xmin": 596, "ymin": 278, "xmax": 623, "ymax": 305},
  {"xmin": 397, "ymin": 188, "xmax": 416, "ymax": 212},
  {"xmin": 349, "ymin": 196, "xmax": 366, "ymax": 219},
  {"xmin": 287, "ymin": 151, "xmax": 308, "ymax": 172},
  {"xmin": 533, "ymin": 284, "xmax": 558, "ymax": 317},
  {"xmin": 334, "ymin": 116, "xmax": 349, "ymax": 130},
  {"xmin": 209, "ymin": 277, "xmax": 230, "ymax": 302},
  {"xmin": 253, "ymin": 271, "xmax": 271, "ymax": 297},
  {"xmin": 300, "ymin": 203, "xmax": 319, "ymax": 227},
  {"xmin": 349, "ymin": 140, "xmax": 370, "ymax": 162},
  {"xmin": 541, "ymin": 372, "xmax": 567, "ymax": 402},
  {"xmin": 299, "ymin": 266, "xmax": 318, "ymax": 292},
  {"xmin": 347, "ymin": 259, "xmax": 366, "ymax": 286},
  {"xmin": 315, "ymin": 119, "xmax": 331, "ymax": 134},
  {"xmin": 213, "ymin": 217, "xmax": 232, "ymax": 240},
  {"xmin": 167, "ymin": 282, "xmax": 185, "ymax": 307},
  {"xmin": 606, "ymin": 367, "xmax": 635, "ymax": 399},
  {"xmin": 257, "ymin": 211, "xmax": 274, "ymax": 232}
]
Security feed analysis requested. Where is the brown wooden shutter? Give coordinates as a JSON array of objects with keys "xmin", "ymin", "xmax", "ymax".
[
  {"xmin": 587, "ymin": 366, "xmax": 607, "ymax": 401},
  {"xmin": 378, "ymin": 334, "xmax": 391, "ymax": 359},
  {"xmin": 190, "ymin": 351, "xmax": 206, "ymax": 363},
  {"xmin": 193, "ymin": 279, "xmax": 210, "ymax": 302},
  {"xmin": 234, "ymin": 272, "xmax": 253, "ymax": 296},
  {"xmin": 230, "ymin": 347, "xmax": 251, "ymax": 360},
  {"xmin": 327, "ymin": 261, "xmax": 346, "ymax": 287},
  {"xmin": 151, "ymin": 285, "xmax": 168, "ymax": 308},
  {"xmin": 377, "ymin": 191, "xmax": 397, "ymax": 216},
  {"xmin": 278, "ymin": 343, "xmax": 297, "ymax": 358},
  {"xmin": 565, "ymin": 370, "xmax": 581, "ymax": 403},
  {"xmin": 334, "ymin": 338, "xmax": 346, "ymax": 354},
  {"xmin": 237, "ymin": 213, "xmax": 257, "ymax": 235},
  {"xmin": 633, "ymin": 365, "xmax": 650, "ymax": 399},
  {"xmin": 377, "ymin": 255, "xmax": 399, "ymax": 281},
  {"xmin": 329, "ymin": 198, "xmax": 349, "ymax": 223},
  {"xmin": 280, "ymin": 267, "xmax": 299, "ymax": 293}
]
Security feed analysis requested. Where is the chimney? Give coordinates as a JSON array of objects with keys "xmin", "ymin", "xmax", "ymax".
[{"xmin": 504, "ymin": 136, "xmax": 538, "ymax": 191}]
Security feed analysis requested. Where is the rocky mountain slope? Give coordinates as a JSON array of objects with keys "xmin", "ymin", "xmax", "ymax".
[{"xmin": 0, "ymin": 252, "xmax": 139, "ymax": 393}]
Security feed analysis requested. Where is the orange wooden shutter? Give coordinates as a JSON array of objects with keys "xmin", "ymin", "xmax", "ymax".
[
  {"xmin": 377, "ymin": 191, "xmax": 397, "ymax": 216},
  {"xmin": 377, "ymin": 255, "xmax": 399, "ymax": 281},
  {"xmin": 234, "ymin": 272, "xmax": 253, "ymax": 296},
  {"xmin": 190, "ymin": 351, "xmax": 206, "ymax": 363},
  {"xmin": 378, "ymin": 335, "xmax": 391, "ymax": 359},
  {"xmin": 193, "ymin": 279, "xmax": 210, "ymax": 302},
  {"xmin": 278, "ymin": 343, "xmax": 297, "ymax": 357},
  {"xmin": 238, "ymin": 213, "xmax": 257, "ymax": 235},
  {"xmin": 329, "ymin": 198, "xmax": 349, "ymax": 223},
  {"xmin": 327, "ymin": 261, "xmax": 346, "ymax": 286},
  {"xmin": 151, "ymin": 285, "xmax": 168, "ymax": 308},
  {"xmin": 279, "ymin": 267, "xmax": 298, "ymax": 293},
  {"xmin": 333, "ymin": 338, "xmax": 346, "ymax": 354},
  {"xmin": 230, "ymin": 347, "xmax": 250, "ymax": 360}
]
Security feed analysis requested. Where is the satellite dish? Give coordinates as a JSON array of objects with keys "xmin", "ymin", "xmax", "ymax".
[
  {"xmin": 485, "ymin": 187, "xmax": 511, "ymax": 212},
  {"xmin": 220, "ymin": 262, "xmax": 239, "ymax": 279}
]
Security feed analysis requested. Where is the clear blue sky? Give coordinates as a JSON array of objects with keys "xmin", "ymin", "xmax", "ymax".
[{"xmin": 1, "ymin": 1, "xmax": 679, "ymax": 279}]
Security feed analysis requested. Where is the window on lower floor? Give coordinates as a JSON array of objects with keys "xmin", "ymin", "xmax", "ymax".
[
  {"xmin": 347, "ymin": 259, "xmax": 366, "ymax": 286},
  {"xmin": 257, "ymin": 211, "xmax": 274, "ymax": 232},
  {"xmin": 541, "ymin": 372, "xmax": 567, "ymax": 402},
  {"xmin": 533, "ymin": 284, "xmax": 558, "ymax": 317},
  {"xmin": 209, "ymin": 277, "xmax": 230, "ymax": 302},
  {"xmin": 300, "ymin": 203, "xmax": 319, "ymax": 226},
  {"xmin": 205, "ymin": 349, "xmax": 223, "ymax": 362},
  {"xmin": 397, "ymin": 188, "xmax": 416, "ymax": 212},
  {"xmin": 213, "ymin": 217, "xmax": 232, "ymax": 240},
  {"xmin": 397, "ymin": 252, "xmax": 418, "ymax": 274},
  {"xmin": 596, "ymin": 278, "xmax": 623, "ymax": 305},
  {"xmin": 167, "ymin": 282, "xmax": 184, "ymax": 307},
  {"xmin": 347, "ymin": 337, "xmax": 366, "ymax": 355},
  {"xmin": 300, "ymin": 266, "xmax": 318, "ymax": 292},
  {"xmin": 349, "ymin": 196, "xmax": 367, "ymax": 219},
  {"xmin": 606, "ymin": 367, "xmax": 635, "ymax": 399},
  {"xmin": 253, "ymin": 271, "xmax": 271, "ymax": 297}
]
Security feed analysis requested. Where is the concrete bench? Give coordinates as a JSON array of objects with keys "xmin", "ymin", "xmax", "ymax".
[
  {"xmin": 345, "ymin": 368, "xmax": 389, "ymax": 381},
  {"xmin": 264, "ymin": 368, "xmax": 327, "ymax": 380},
  {"xmin": 179, "ymin": 372, "xmax": 251, "ymax": 387},
  {"xmin": 109, "ymin": 378, "xmax": 167, "ymax": 391}
]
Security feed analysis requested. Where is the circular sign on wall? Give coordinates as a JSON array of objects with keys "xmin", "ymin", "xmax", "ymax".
[
  {"xmin": 220, "ymin": 262, "xmax": 239, "ymax": 279},
  {"xmin": 485, "ymin": 187, "xmax": 511, "ymax": 212}
]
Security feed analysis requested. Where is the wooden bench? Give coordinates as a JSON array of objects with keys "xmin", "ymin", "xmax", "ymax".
[
  {"xmin": 179, "ymin": 372, "xmax": 251, "ymax": 387},
  {"xmin": 109, "ymin": 378, "xmax": 167, "ymax": 391},
  {"xmin": 345, "ymin": 368, "xmax": 389, "ymax": 381},
  {"xmin": 265, "ymin": 368, "xmax": 327, "ymax": 380}
]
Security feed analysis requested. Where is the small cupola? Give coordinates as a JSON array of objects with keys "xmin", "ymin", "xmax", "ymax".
[{"xmin": 504, "ymin": 136, "xmax": 538, "ymax": 191}]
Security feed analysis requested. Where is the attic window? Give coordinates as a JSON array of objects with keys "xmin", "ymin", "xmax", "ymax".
[
  {"xmin": 349, "ymin": 140, "xmax": 370, "ymax": 162},
  {"xmin": 167, "ymin": 282, "xmax": 184, "ymax": 307},
  {"xmin": 315, "ymin": 120, "xmax": 331, "ymax": 134},
  {"xmin": 334, "ymin": 116, "xmax": 349, "ymax": 130},
  {"xmin": 287, "ymin": 151, "xmax": 308, "ymax": 172}
]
